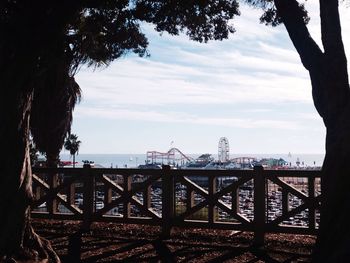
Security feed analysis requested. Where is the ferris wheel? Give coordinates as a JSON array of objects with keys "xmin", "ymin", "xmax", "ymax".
[{"xmin": 218, "ymin": 137, "xmax": 230, "ymax": 162}]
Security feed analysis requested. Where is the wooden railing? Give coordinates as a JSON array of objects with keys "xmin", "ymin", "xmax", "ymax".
[{"xmin": 31, "ymin": 165, "xmax": 321, "ymax": 245}]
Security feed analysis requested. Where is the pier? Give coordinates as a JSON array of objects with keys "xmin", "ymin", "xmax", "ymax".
[{"xmin": 31, "ymin": 165, "xmax": 321, "ymax": 246}]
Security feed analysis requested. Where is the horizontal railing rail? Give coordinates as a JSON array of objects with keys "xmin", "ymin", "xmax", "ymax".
[{"xmin": 31, "ymin": 165, "xmax": 321, "ymax": 245}]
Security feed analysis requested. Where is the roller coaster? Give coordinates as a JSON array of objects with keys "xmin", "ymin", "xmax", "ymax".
[{"xmin": 146, "ymin": 148, "xmax": 193, "ymax": 166}]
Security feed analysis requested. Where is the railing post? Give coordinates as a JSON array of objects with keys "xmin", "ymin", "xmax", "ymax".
[
  {"xmin": 208, "ymin": 175, "xmax": 216, "ymax": 225},
  {"xmin": 253, "ymin": 165, "xmax": 265, "ymax": 247},
  {"xmin": 308, "ymin": 176, "xmax": 316, "ymax": 230},
  {"xmin": 232, "ymin": 185, "xmax": 239, "ymax": 214},
  {"xmin": 143, "ymin": 184, "xmax": 151, "ymax": 210},
  {"xmin": 161, "ymin": 165, "xmax": 174, "ymax": 238},
  {"xmin": 34, "ymin": 185, "xmax": 41, "ymax": 202},
  {"xmin": 82, "ymin": 164, "xmax": 94, "ymax": 231},
  {"xmin": 186, "ymin": 186, "xmax": 194, "ymax": 210},
  {"xmin": 104, "ymin": 184, "xmax": 112, "ymax": 205},
  {"xmin": 67, "ymin": 181, "xmax": 76, "ymax": 207},
  {"xmin": 123, "ymin": 174, "xmax": 131, "ymax": 218},
  {"xmin": 48, "ymin": 171, "xmax": 58, "ymax": 214},
  {"xmin": 282, "ymin": 190, "xmax": 289, "ymax": 215}
]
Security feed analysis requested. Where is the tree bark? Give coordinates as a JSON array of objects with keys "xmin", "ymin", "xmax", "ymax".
[
  {"xmin": 313, "ymin": 99, "xmax": 350, "ymax": 262},
  {"xmin": 0, "ymin": 11, "xmax": 61, "ymax": 262},
  {"xmin": 274, "ymin": 0, "xmax": 350, "ymax": 261},
  {"xmin": 0, "ymin": 2, "xmax": 82, "ymax": 260},
  {"xmin": 0, "ymin": 73, "xmax": 60, "ymax": 262}
]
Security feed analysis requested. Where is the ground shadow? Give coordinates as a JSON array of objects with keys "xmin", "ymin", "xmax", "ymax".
[{"xmin": 34, "ymin": 220, "xmax": 314, "ymax": 263}]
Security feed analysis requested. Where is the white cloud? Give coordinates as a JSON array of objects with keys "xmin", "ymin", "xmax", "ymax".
[
  {"xmin": 76, "ymin": 43, "xmax": 312, "ymax": 107},
  {"xmin": 76, "ymin": 106, "xmax": 301, "ymax": 130},
  {"xmin": 76, "ymin": 3, "xmax": 317, "ymax": 111}
]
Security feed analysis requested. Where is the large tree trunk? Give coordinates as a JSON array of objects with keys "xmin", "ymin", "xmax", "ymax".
[
  {"xmin": 0, "ymin": 88, "xmax": 60, "ymax": 262},
  {"xmin": 0, "ymin": 3, "xmax": 81, "ymax": 260},
  {"xmin": 313, "ymin": 96, "xmax": 350, "ymax": 262},
  {"xmin": 0, "ymin": 33, "xmax": 60, "ymax": 263},
  {"xmin": 273, "ymin": 0, "xmax": 350, "ymax": 261},
  {"xmin": 310, "ymin": 1, "xmax": 350, "ymax": 261}
]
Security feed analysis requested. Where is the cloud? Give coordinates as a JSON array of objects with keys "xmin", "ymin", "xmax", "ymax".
[
  {"xmin": 75, "ymin": 3, "xmax": 349, "ymax": 110},
  {"xmin": 76, "ymin": 2, "xmax": 319, "ymax": 111},
  {"xmin": 75, "ymin": 106, "xmax": 301, "ymax": 130},
  {"xmin": 76, "ymin": 38, "xmax": 312, "ymax": 107}
]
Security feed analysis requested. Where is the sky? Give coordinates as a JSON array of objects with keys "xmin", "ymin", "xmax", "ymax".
[{"xmin": 69, "ymin": 2, "xmax": 350, "ymax": 155}]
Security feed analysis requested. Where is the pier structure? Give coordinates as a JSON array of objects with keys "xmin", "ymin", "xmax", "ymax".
[
  {"xmin": 146, "ymin": 147, "xmax": 193, "ymax": 166},
  {"xmin": 231, "ymin": 156, "xmax": 257, "ymax": 165}
]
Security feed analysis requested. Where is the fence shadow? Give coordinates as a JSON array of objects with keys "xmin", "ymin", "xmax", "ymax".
[{"xmin": 36, "ymin": 221, "xmax": 314, "ymax": 263}]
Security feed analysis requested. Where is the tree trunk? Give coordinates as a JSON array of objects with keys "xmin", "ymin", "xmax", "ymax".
[
  {"xmin": 0, "ymin": 51, "xmax": 60, "ymax": 263},
  {"xmin": 273, "ymin": 0, "xmax": 350, "ymax": 260},
  {"xmin": 46, "ymin": 150, "xmax": 61, "ymax": 169},
  {"xmin": 313, "ymin": 95, "xmax": 350, "ymax": 262},
  {"xmin": 0, "ymin": 3, "xmax": 82, "ymax": 262},
  {"xmin": 301, "ymin": 52, "xmax": 350, "ymax": 262}
]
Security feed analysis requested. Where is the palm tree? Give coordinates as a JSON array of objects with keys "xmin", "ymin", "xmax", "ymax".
[
  {"xmin": 64, "ymin": 134, "xmax": 81, "ymax": 168},
  {"xmin": 30, "ymin": 53, "xmax": 82, "ymax": 168}
]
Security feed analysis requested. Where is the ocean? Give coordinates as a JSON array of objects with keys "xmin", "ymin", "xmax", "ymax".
[{"xmin": 59, "ymin": 153, "xmax": 325, "ymax": 168}]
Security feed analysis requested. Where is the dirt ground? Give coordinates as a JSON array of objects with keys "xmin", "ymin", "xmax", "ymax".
[{"xmin": 32, "ymin": 219, "xmax": 315, "ymax": 262}]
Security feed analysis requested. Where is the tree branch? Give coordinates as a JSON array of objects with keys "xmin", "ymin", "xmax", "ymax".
[
  {"xmin": 320, "ymin": 0, "xmax": 346, "ymax": 58},
  {"xmin": 273, "ymin": 0, "xmax": 323, "ymax": 70},
  {"xmin": 319, "ymin": 0, "xmax": 349, "ymax": 105}
]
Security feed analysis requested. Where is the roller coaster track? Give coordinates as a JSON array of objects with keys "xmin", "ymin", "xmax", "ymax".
[{"xmin": 147, "ymin": 147, "xmax": 193, "ymax": 164}]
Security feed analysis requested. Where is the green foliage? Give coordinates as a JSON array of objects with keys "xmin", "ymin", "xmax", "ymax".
[{"xmin": 30, "ymin": 61, "xmax": 82, "ymax": 159}]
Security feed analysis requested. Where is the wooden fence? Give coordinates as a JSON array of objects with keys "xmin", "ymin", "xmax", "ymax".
[{"xmin": 31, "ymin": 165, "xmax": 321, "ymax": 245}]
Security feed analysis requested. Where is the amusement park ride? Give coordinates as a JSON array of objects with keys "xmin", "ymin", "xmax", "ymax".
[
  {"xmin": 218, "ymin": 137, "xmax": 230, "ymax": 162},
  {"xmin": 146, "ymin": 137, "xmax": 234, "ymax": 166},
  {"xmin": 144, "ymin": 137, "xmax": 306, "ymax": 169},
  {"xmin": 146, "ymin": 147, "xmax": 193, "ymax": 166}
]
